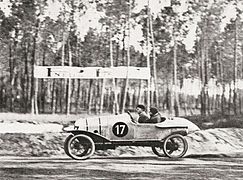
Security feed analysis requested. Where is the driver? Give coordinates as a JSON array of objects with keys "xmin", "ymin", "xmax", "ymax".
[{"xmin": 136, "ymin": 104, "xmax": 150, "ymax": 123}]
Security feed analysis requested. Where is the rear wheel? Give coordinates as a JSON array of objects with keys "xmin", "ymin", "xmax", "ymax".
[
  {"xmin": 163, "ymin": 134, "xmax": 188, "ymax": 158},
  {"xmin": 67, "ymin": 134, "xmax": 95, "ymax": 160}
]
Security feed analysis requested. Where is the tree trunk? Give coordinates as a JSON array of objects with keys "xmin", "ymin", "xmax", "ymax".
[
  {"xmin": 146, "ymin": 0, "xmax": 151, "ymax": 112},
  {"xmin": 137, "ymin": 79, "xmax": 142, "ymax": 105},
  {"xmin": 66, "ymin": 41, "xmax": 72, "ymax": 115},
  {"xmin": 34, "ymin": 78, "xmax": 39, "ymax": 114},
  {"xmin": 204, "ymin": 19, "xmax": 210, "ymax": 116},
  {"xmin": 241, "ymin": 45, "xmax": 243, "ymax": 79},
  {"xmin": 60, "ymin": 29, "xmax": 67, "ymax": 114},
  {"xmin": 173, "ymin": 33, "xmax": 180, "ymax": 116},
  {"xmin": 9, "ymin": 39, "xmax": 18, "ymax": 112},
  {"xmin": 93, "ymin": 80, "xmax": 99, "ymax": 114},
  {"xmin": 121, "ymin": 0, "xmax": 131, "ymax": 113},
  {"xmin": 66, "ymin": 79, "xmax": 71, "ymax": 114},
  {"xmin": 59, "ymin": 80, "xmax": 64, "ymax": 113},
  {"xmin": 233, "ymin": 17, "xmax": 238, "ymax": 115},
  {"xmin": 41, "ymin": 49, "xmax": 46, "ymax": 113},
  {"xmin": 99, "ymin": 79, "xmax": 105, "ymax": 114},
  {"xmin": 121, "ymin": 70, "xmax": 129, "ymax": 114},
  {"xmin": 87, "ymin": 80, "xmax": 94, "ymax": 114},
  {"xmin": 84, "ymin": 85, "xmax": 88, "ymax": 109},
  {"xmin": 31, "ymin": 19, "xmax": 39, "ymax": 114},
  {"xmin": 0, "ymin": 77, "xmax": 2, "ymax": 111},
  {"xmin": 149, "ymin": 8, "xmax": 158, "ymax": 107},
  {"xmin": 110, "ymin": 31, "xmax": 118, "ymax": 114},
  {"xmin": 51, "ymin": 79, "xmax": 56, "ymax": 114},
  {"xmin": 24, "ymin": 42, "xmax": 30, "ymax": 113},
  {"xmin": 206, "ymin": 91, "xmax": 210, "ymax": 115},
  {"xmin": 40, "ymin": 80, "xmax": 45, "ymax": 113},
  {"xmin": 219, "ymin": 42, "xmax": 225, "ymax": 115},
  {"xmin": 200, "ymin": 24, "xmax": 206, "ymax": 115},
  {"xmin": 221, "ymin": 84, "xmax": 225, "ymax": 115},
  {"xmin": 122, "ymin": 28, "xmax": 126, "ymax": 66},
  {"xmin": 75, "ymin": 79, "xmax": 81, "ymax": 114},
  {"xmin": 97, "ymin": 79, "xmax": 106, "ymax": 114},
  {"xmin": 8, "ymin": 42, "xmax": 13, "ymax": 112},
  {"xmin": 229, "ymin": 86, "xmax": 232, "ymax": 115},
  {"xmin": 239, "ymin": 92, "xmax": 242, "ymax": 114},
  {"xmin": 1, "ymin": 78, "xmax": 7, "ymax": 111}
]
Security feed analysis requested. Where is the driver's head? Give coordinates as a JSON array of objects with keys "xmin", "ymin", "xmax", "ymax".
[{"xmin": 136, "ymin": 104, "xmax": 146, "ymax": 114}]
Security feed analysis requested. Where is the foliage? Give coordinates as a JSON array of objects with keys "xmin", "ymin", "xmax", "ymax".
[{"xmin": 0, "ymin": 0, "xmax": 243, "ymax": 115}]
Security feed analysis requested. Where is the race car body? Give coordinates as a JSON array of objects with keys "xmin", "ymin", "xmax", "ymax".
[{"xmin": 63, "ymin": 113, "xmax": 199, "ymax": 160}]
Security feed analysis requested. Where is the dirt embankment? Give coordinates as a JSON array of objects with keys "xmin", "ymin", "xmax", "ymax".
[
  {"xmin": 0, "ymin": 113, "xmax": 243, "ymax": 157},
  {"xmin": 1, "ymin": 128, "xmax": 243, "ymax": 158},
  {"xmin": 186, "ymin": 128, "xmax": 243, "ymax": 157}
]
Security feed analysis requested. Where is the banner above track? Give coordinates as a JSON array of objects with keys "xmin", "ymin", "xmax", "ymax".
[{"xmin": 34, "ymin": 66, "xmax": 150, "ymax": 80}]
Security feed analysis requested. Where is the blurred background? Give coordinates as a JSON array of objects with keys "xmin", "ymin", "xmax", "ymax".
[{"xmin": 0, "ymin": 0, "xmax": 243, "ymax": 119}]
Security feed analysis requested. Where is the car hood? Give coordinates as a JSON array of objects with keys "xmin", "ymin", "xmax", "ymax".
[{"xmin": 74, "ymin": 113, "xmax": 130, "ymax": 129}]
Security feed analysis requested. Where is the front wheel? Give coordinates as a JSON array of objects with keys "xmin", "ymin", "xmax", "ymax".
[
  {"xmin": 64, "ymin": 134, "xmax": 74, "ymax": 157},
  {"xmin": 151, "ymin": 146, "xmax": 165, "ymax": 157},
  {"xmin": 163, "ymin": 134, "xmax": 188, "ymax": 158},
  {"xmin": 67, "ymin": 134, "xmax": 95, "ymax": 160}
]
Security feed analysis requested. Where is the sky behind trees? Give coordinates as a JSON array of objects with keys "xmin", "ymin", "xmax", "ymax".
[{"xmin": 1, "ymin": 0, "xmax": 241, "ymax": 53}]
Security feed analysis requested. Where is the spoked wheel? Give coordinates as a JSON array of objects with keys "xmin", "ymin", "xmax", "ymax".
[
  {"xmin": 163, "ymin": 134, "xmax": 188, "ymax": 158},
  {"xmin": 151, "ymin": 146, "xmax": 165, "ymax": 157},
  {"xmin": 67, "ymin": 134, "xmax": 95, "ymax": 160},
  {"xmin": 64, "ymin": 134, "xmax": 74, "ymax": 157}
]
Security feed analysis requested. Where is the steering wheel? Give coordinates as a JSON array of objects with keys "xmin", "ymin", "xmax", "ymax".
[{"xmin": 126, "ymin": 111, "xmax": 137, "ymax": 123}]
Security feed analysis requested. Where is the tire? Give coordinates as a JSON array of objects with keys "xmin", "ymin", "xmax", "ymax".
[
  {"xmin": 162, "ymin": 134, "xmax": 188, "ymax": 158},
  {"xmin": 67, "ymin": 134, "xmax": 95, "ymax": 160},
  {"xmin": 151, "ymin": 146, "xmax": 165, "ymax": 157},
  {"xmin": 64, "ymin": 134, "xmax": 74, "ymax": 157}
]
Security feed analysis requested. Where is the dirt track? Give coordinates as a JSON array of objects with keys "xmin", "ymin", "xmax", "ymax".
[{"xmin": 0, "ymin": 156, "xmax": 243, "ymax": 179}]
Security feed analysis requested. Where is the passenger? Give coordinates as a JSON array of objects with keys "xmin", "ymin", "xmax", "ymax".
[
  {"xmin": 149, "ymin": 107, "xmax": 162, "ymax": 123},
  {"xmin": 136, "ymin": 104, "xmax": 150, "ymax": 123}
]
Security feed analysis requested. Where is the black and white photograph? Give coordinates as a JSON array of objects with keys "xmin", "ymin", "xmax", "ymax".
[{"xmin": 0, "ymin": 0, "xmax": 243, "ymax": 179}]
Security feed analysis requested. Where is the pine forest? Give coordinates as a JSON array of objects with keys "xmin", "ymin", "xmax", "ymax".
[{"xmin": 0, "ymin": 0, "xmax": 243, "ymax": 116}]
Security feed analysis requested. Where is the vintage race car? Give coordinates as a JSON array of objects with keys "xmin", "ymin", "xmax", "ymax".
[{"xmin": 63, "ymin": 112, "xmax": 200, "ymax": 160}]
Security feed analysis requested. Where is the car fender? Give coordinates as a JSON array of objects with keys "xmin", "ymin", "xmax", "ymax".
[{"xmin": 64, "ymin": 129, "xmax": 111, "ymax": 143}]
